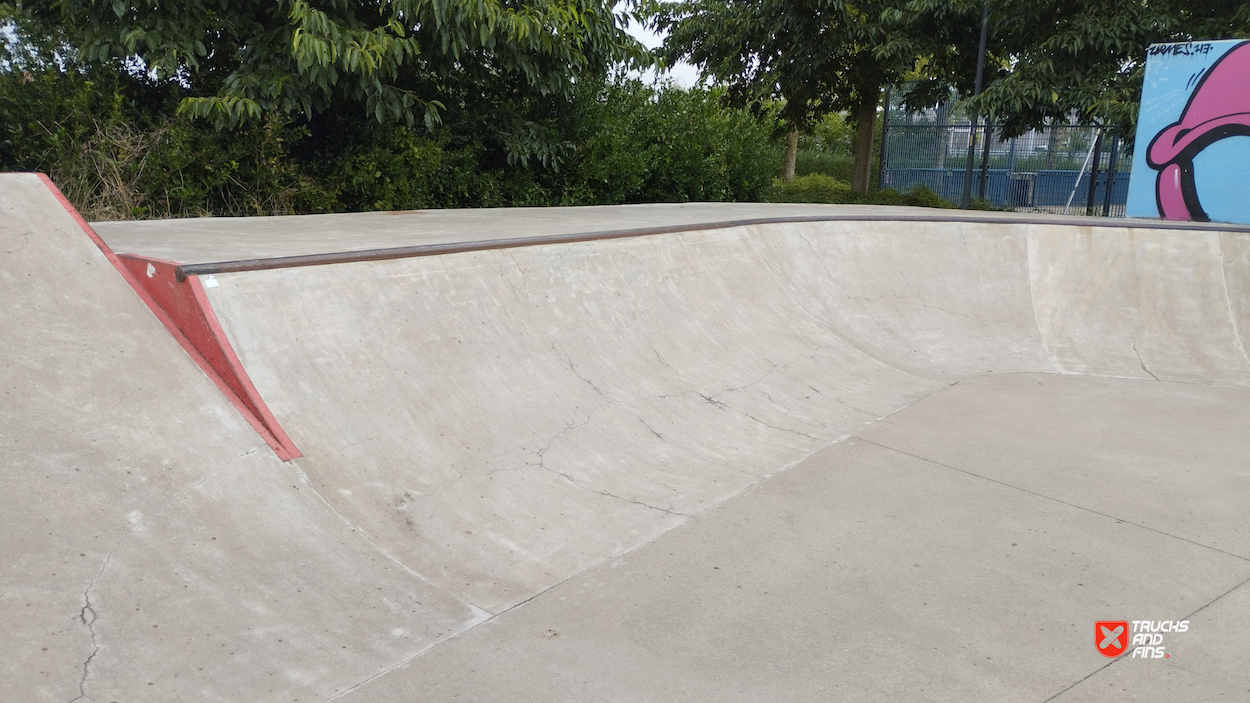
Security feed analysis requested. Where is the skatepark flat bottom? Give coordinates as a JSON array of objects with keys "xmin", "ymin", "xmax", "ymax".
[{"xmin": 336, "ymin": 373, "xmax": 1250, "ymax": 702}]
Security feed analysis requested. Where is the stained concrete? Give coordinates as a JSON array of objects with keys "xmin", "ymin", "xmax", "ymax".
[{"xmin": 4, "ymin": 170, "xmax": 1250, "ymax": 700}]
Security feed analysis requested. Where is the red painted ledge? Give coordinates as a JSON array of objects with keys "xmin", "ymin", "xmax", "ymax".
[{"xmin": 38, "ymin": 174, "xmax": 301, "ymax": 460}]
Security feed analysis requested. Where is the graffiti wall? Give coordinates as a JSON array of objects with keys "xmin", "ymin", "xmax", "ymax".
[{"xmin": 1126, "ymin": 39, "xmax": 1250, "ymax": 224}]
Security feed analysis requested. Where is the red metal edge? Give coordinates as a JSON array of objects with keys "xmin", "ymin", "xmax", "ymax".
[
  {"xmin": 117, "ymin": 255, "xmax": 301, "ymax": 461},
  {"xmin": 36, "ymin": 174, "xmax": 300, "ymax": 460}
]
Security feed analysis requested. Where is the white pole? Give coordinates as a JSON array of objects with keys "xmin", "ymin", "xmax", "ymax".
[{"xmin": 1064, "ymin": 134, "xmax": 1098, "ymax": 215}]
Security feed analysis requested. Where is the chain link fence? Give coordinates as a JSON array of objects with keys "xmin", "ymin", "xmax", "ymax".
[{"xmin": 878, "ymin": 88, "xmax": 1131, "ymax": 216}]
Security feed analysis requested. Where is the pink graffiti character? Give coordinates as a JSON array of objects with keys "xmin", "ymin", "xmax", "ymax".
[{"xmin": 1147, "ymin": 41, "xmax": 1250, "ymax": 221}]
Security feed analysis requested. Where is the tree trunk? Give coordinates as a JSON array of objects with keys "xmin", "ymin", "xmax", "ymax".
[
  {"xmin": 1045, "ymin": 127, "xmax": 1061, "ymax": 170},
  {"xmin": 852, "ymin": 98, "xmax": 877, "ymax": 192},
  {"xmin": 783, "ymin": 129, "xmax": 799, "ymax": 183}
]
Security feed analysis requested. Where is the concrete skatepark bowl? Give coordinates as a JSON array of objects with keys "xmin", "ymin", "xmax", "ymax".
[{"xmin": 3, "ymin": 171, "xmax": 1249, "ymax": 701}]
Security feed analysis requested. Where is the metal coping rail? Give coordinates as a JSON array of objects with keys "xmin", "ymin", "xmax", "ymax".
[{"xmin": 172, "ymin": 212, "xmax": 1250, "ymax": 281}]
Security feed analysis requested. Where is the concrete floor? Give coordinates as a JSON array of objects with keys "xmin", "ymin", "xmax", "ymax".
[{"xmin": 336, "ymin": 373, "xmax": 1250, "ymax": 702}]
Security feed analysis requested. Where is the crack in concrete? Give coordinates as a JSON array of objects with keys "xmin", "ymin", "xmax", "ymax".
[
  {"xmin": 921, "ymin": 302, "xmax": 976, "ymax": 321},
  {"xmin": 726, "ymin": 404, "xmax": 825, "ymax": 442},
  {"xmin": 395, "ymin": 473, "xmax": 468, "ymax": 509},
  {"xmin": 395, "ymin": 395, "xmax": 616, "ymax": 513},
  {"xmin": 337, "ymin": 436, "xmax": 377, "ymax": 454},
  {"xmin": 505, "ymin": 251, "xmax": 533, "ymax": 301},
  {"xmin": 826, "ymin": 272, "xmax": 861, "ymax": 302},
  {"xmin": 542, "ymin": 462, "xmax": 690, "ymax": 519},
  {"xmin": 708, "ymin": 344, "xmax": 829, "ymax": 403},
  {"xmin": 699, "ymin": 392, "xmax": 729, "ymax": 410},
  {"xmin": 70, "ymin": 588, "xmax": 99, "ymax": 703},
  {"xmin": 886, "ymin": 238, "xmax": 920, "ymax": 302},
  {"xmin": 69, "ymin": 445, "xmax": 264, "ymax": 703},
  {"xmin": 775, "ymin": 366, "xmax": 880, "ymax": 418},
  {"xmin": 880, "ymin": 245, "xmax": 988, "ymax": 324},
  {"xmin": 639, "ymin": 390, "xmax": 698, "ymax": 402},
  {"xmin": 1131, "ymin": 338, "xmax": 1160, "ymax": 380},
  {"xmin": 555, "ymin": 344, "xmax": 610, "ymax": 400},
  {"xmin": 533, "ymin": 400, "xmax": 614, "ymax": 461},
  {"xmin": 822, "ymin": 273, "xmax": 911, "ymax": 305},
  {"xmin": 701, "ymin": 387, "xmax": 827, "ymax": 442},
  {"xmin": 648, "ymin": 340, "xmax": 836, "ymax": 417},
  {"xmin": 648, "ymin": 341, "xmax": 695, "ymax": 391},
  {"xmin": 708, "ymin": 359, "xmax": 783, "ymax": 401},
  {"xmin": 327, "ymin": 371, "xmax": 964, "ymax": 703},
  {"xmin": 635, "ymin": 415, "xmax": 667, "ymax": 442},
  {"xmin": 507, "ymin": 396, "xmax": 692, "ymax": 518},
  {"xmin": 757, "ymin": 388, "xmax": 840, "ymax": 432}
]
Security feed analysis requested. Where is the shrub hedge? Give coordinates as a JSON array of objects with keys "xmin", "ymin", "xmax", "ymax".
[
  {"xmin": 767, "ymin": 173, "xmax": 956, "ymax": 208},
  {"xmin": 3, "ymin": 54, "xmax": 984, "ymax": 217},
  {"xmin": 1, "ymin": 61, "xmax": 782, "ymax": 219}
]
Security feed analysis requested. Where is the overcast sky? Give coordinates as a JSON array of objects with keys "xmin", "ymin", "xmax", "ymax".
[{"xmin": 623, "ymin": 18, "xmax": 703, "ymax": 87}]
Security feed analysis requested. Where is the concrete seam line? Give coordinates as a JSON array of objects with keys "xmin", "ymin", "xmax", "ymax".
[
  {"xmin": 327, "ymin": 379, "xmax": 962, "ymax": 700},
  {"xmin": 1040, "ymin": 657, "xmax": 1124, "ymax": 703},
  {"xmin": 1178, "ymin": 572, "xmax": 1250, "ymax": 622},
  {"xmin": 1040, "ymin": 573, "xmax": 1250, "ymax": 702},
  {"xmin": 855, "ymin": 436, "xmax": 1250, "ymax": 563}
]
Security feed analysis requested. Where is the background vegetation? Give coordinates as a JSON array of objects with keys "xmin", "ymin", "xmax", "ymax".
[
  {"xmin": 0, "ymin": 34, "xmax": 876, "ymax": 220},
  {"xmin": 0, "ymin": 59, "xmax": 783, "ymax": 219},
  {"xmin": 1, "ymin": 0, "xmax": 799, "ymax": 219},
  {"xmin": 8, "ymin": 1, "xmax": 1241, "ymax": 219}
]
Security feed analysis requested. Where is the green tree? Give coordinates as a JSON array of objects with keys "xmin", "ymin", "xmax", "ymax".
[
  {"xmin": 650, "ymin": 0, "xmax": 911, "ymax": 192},
  {"xmin": 12, "ymin": 0, "xmax": 647, "ymax": 164},
  {"xmin": 892, "ymin": 0, "xmax": 1250, "ymax": 142},
  {"xmin": 2, "ymin": 2, "xmax": 782, "ymax": 214}
]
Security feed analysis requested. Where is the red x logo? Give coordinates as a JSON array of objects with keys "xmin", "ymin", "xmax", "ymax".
[{"xmin": 1096, "ymin": 621, "xmax": 1130, "ymax": 657}]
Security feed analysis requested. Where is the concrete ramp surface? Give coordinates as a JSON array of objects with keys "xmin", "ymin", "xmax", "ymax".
[{"xmin": 6, "ymin": 173, "xmax": 1250, "ymax": 701}]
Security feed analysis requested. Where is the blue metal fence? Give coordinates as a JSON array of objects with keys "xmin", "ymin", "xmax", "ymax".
[{"xmin": 879, "ymin": 92, "xmax": 1131, "ymax": 216}]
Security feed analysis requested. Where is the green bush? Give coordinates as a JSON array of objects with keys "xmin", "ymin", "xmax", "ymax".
[
  {"xmin": 766, "ymin": 173, "xmax": 957, "ymax": 209},
  {"xmin": 51, "ymin": 117, "xmax": 338, "ymax": 219},
  {"xmin": 2, "ymin": 67, "xmax": 781, "ymax": 217},
  {"xmin": 766, "ymin": 173, "xmax": 855, "ymax": 203},
  {"xmin": 567, "ymin": 81, "xmax": 781, "ymax": 204},
  {"xmin": 794, "ymin": 151, "xmax": 857, "ymax": 182},
  {"xmin": 0, "ymin": 56, "xmax": 337, "ymax": 219},
  {"xmin": 967, "ymin": 196, "xmax": 1015, "ymax": 212}
]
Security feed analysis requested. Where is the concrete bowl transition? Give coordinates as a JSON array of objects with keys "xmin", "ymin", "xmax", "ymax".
[{"xmin": 4, "ymin": 171, "xmax": 1249, "ymax": 701}]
